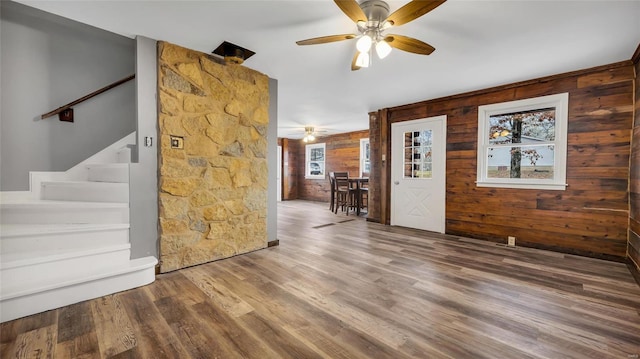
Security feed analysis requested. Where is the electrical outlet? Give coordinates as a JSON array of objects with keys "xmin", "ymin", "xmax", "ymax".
[{"xmin": 507, "ymin": 236, "xmax": 516, "ymax": 247}]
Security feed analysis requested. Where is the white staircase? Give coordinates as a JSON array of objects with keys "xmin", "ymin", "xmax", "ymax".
[{"xmin": 0, "ymin": 133, "xmax": 157, "ymax": 323}]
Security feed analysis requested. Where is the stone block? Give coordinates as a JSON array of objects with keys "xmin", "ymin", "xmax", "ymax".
[
  {"xmin": 203, "ymin": 204, "xmax": 228, "ymax": 221},
  {"xmin": 224, "ymin": 199, "xmax": 245, "ymax": 215},
  {"xmin": 183, "ymin": 95, "xmax": 214, "ymax": 113},
  {"xmin": 161, "ymin": 157, "xmax": 205, "ymax": 178},
  {"xmin": 159, "ymin": 194, "xmax": 189, "ymax": 219},
  {"xmin": 185, "ymin": 134, "xmax": 219, "ymax": 157},
  {"xmin": 159, "ymin": 90, "xmax": 182, "ymax": 116},
  {"xmin": 204, "ymin": 167, "xmax": 232, "ymax": 189},
  {"xmin": 190, "ymin": 189, "xmax": 218, "ymax": 207},
  {"xmin": 160, "ymin": 177, "xmax": 202, "ymax": 197},
  {"xmin": 160, "ymin": 114, "xmax": 188, "ymax": 137},
  {"xmin": 176, "ymin": 62, "xmax": 204, "ymax": 89},
  {"xmin": 182, "ymin": 116, "xmax": 210, "ymax": 136},
  {"xmin": 160, "ymin": 218, "xmax": 189, "ymax": 234}
]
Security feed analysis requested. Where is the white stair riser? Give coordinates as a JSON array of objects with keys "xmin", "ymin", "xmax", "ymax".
[
  {"xmin": 0, "ymin": 256, "xmax": 157, "ymax": 323},
  {"xmin": 87, "ymin": 164, "xmax": 129, "ymax": 183},
  {"xmin": 1, "ymin": 206, "xmax": 129, "ymax": 224},
  {"xmin": 1, "ymin": 246, "xmax": 131, "ymax": 289},
  {"xmin": 116, "ymin": 146, "xmax": 132, "ymax": 163},
  {"xmin": 1, "ymin": 227, "xmax": 129, "ymax": 258},
  {"xmin": 42, "ymin": 182, "xmax": 129, "ymax": 203}
]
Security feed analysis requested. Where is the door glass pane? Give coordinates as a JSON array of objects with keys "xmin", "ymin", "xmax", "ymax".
[{"xmin": 403, "ymin": 130, "xmax": 433, "ymax": 179}]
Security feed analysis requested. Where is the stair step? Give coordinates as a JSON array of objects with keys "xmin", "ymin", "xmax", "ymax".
[
  {"xmin": 0, "ymin": 223, "xmax": 130, "ymax": 257},
  {"xmin": 87, "ymin": 163, "xmax": 129, "ymax": 183},
  {"xmin": 1, "ymin": 244, "xmax": 131, "ymax": 289},
  {"xmin": 41, "ymin": 181, "xmax": 129, "ymax": 203},
  {"xmin": 0, "ymin": 256, "xmax": 157, "ymax": 323},
  {"xmin": 1, "ymin": 200, "xmax": 129, "ymax": 224}
]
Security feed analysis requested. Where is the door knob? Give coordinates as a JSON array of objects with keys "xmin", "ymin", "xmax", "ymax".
[{"xmin": 394, "ymin": 181, "xmax": 399, "ymax": 185}]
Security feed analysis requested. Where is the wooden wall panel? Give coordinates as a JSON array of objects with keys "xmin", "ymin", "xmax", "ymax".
[
  {"xmin": 289, "ymin": 130, "xmax": 369, "ymax": 202},
  {"xmin": 628, "ymin": 51, "xmax": 640, "ymax": 278},
  {"xmin": 280, "ymin": 138, "xmax": 300, "ymax": 200},
  {"xmin": 370, "ymin": 61, "xmax": 635, "ymax": 260},
  {"xmin": 368, "ymin": 112, "xmax": 382, "ymax": 223}
]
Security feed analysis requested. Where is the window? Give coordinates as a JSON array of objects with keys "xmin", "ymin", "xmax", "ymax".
[
  {"xmin": 403, "ymin": 130, "xmax": 433, "ymax": 179},
  {"xmin": 305, "ymin": 143, "xmax": 325, "ymax": 179},
  {"xmin": 477, "ymin": 93, "xmax": 568, "ymax": 190},
  {"xmin": 360, "ymin": 138, "xmax": 370, "ymax": 177}
]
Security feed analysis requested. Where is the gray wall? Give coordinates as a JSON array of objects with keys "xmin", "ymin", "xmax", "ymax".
[
  {"xmin": 129, "ymin": 36, "xmax": 159, "ymax": 259},
  {"xmin": 0, "ymin": 1, "xmax": 135, "ymax": 190}
]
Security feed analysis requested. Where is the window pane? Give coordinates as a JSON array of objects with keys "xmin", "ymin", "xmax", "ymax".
[
  {"xmin": 310, "ymin": 148, "xmax": 324, "ymax": 161},
  {"xmin": 487, "ymin": 145, "xmax": 555, "ymax": 179},
  {"xmin": 309, "ymin": 161, "xmax": 323, "ymax": 175},
  {"xmin": 488, "ymin": 108, "xmax": 556, "ymax": 145},
  {"xmin": 403, "ymin": 130, "xmax": 432, "ymax": 179}
]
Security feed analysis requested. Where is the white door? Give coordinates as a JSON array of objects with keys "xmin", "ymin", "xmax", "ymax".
[
  {"xmin": 277, "ymin": 145, "xmax": 282, "ymax": 202},
  {"xmin": 391, "ymin": 116, "xmax": 446, "ymax": 233}
]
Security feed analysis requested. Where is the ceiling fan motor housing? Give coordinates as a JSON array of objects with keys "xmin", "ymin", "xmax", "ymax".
[{"xmin": 360, "ymin": 0, "xmax": 390, "ymax": 26}]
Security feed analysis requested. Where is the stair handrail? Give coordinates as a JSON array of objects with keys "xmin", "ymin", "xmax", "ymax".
[{"xmin": 41, "ymin": 74, "xmax": 135, "ymax": 122}]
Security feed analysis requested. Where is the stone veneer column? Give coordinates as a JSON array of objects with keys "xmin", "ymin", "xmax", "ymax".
[{"xmin": 157, "ymin": 42, "xmax": 269, "ymax": 272}]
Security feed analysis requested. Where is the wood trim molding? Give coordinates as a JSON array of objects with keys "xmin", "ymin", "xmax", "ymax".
[
  {"xmin": 631, "ymin": 43, "xmax": 640, "ymax": 65},
  {"xmin": 380, "ymin": 108, "xmax": 391, "ymax": 225},
  {"xmin": 268, "ymin": 239, "xmax": 280, "ymax": 247}
]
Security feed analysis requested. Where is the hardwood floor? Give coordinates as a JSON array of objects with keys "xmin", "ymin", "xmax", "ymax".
[{"xmin": 2, "ymin": 200, "xmax": 640, "ymax": 358}]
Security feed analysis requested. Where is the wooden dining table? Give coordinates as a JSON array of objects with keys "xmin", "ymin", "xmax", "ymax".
[{"xmin": 348, "ymin": 177, "xmax": 368, "ymax": 216}]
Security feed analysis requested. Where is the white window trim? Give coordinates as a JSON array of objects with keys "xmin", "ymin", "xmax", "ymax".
[
  {"xmin": 476, "ymin": 93, "xmax": 569, "ymax": 190},
  {"xmin": 360, "ymin": 138, "xmax": 370, "ymax": 177},
  {"xmin": 305, "ymin": 142, "xmax": 326, "ymax": 179}
]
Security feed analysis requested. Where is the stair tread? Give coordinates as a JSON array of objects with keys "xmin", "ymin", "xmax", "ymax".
[
  {"xmin": 1, "ymin": 242, "xmax": 131, "ymax": 268},
  {"xmin": 0, "ymin": 223, "xmax": 129, "ymax": 237},
  {"xmin": 0, "ymin": 256, "xmax": 157, "ymax": 299},
  {"xmin": 1, "ymin": 199, "xmax": 128, "ymax": 208},
  {"xmin": 86, "ymin": 163, "xmax": 129, "ymax": 168},
  {"xmin": 41, "ymin": 181, "xmax": 127, "ymax": 186}
]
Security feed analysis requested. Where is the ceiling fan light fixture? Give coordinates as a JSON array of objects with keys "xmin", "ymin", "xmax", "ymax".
[
  {"xmin": 355, "ymin": 51, "xmax": 370, "ymax": 68},
  {"xmin": 375, "ymin": 39, "xmax": 392, "ymax": 59},
  {"xmin": 356, "ymin": 34, "xmax": 373, "ymax": 53}
]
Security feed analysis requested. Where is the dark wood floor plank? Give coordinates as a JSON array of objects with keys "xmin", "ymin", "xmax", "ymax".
[
  {"xmin": 118, "ymin": 288, "xmax": 192, "ymax": 359},
  {"xmin": 57, "ymin": 302, "xmax": 94, "ymax": 343},
  {"xmin": 2, "ymin": 200, "xmax": 639, "ymax": 358},
  {"xmin": 90, "ymin": 295, "xmax": 137, "ymax": 358},
  {"xmin": 9, "ymin": 324, "xmax": 57, "ymax": 359},
  {"xmin": 56, "ymin": 331, "xmax": 100, "ymax": 359}
]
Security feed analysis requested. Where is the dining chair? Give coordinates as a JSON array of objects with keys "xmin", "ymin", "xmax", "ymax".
[
  {"xmin": 328, "ymin": 172, "xmax": 336, "ymax": 212},
  {"xmin": 333, "ymin": 172, "xmax": 351, "ymax": 214},
  {"xmin": 359, "ymin": 176, "xmax": 369, "ymax": 214}
]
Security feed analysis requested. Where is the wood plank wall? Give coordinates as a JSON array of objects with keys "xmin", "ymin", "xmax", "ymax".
[
  {"xmin": 370, "ymin": 61, "xmax": 635, "ymax": 261},
  {"xmin": 281, "ymin": 130, "xmax": 369, "ymax": 202},
  {"xmin": 280, "ymin": 138, "xmax": 300, "ymax": 200},
  {"xmin": 629, "ymin": 48, "xmax": 640, "ymax": 280}
]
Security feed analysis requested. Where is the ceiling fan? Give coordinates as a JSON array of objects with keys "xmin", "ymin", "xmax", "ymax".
[
  {"xmin": 296, "ymin": 0, "xmax": 446, "ymax": 71},
  {"xmin": 284, "ymin": 126, "xmax": 329, "ymax": 142}
]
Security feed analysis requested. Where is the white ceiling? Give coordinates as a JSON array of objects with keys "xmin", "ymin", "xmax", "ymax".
[{"xmin": 16, "ymin": 0, "xmax": 640, "ymax": 139}]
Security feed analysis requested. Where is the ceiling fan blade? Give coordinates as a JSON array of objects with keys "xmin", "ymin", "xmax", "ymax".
[
  {"xmin": 385, "ymin": 0, "xmax": 446, "ymax": 27},
  {"xmin": 351, "ymin": 52, "xmax": 361, "ymax": 71},
  {"xmin": 296, "ymin": 34, "xmax": 357, "ymax": 46},
  {"xmin": 334, "ymin": 0, "xmax": 368, "ymax": 23},
  {"xmin": 384, "ymin": 34, "xmax": 435, "ymax": 55}
]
